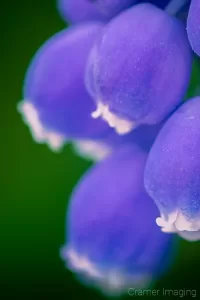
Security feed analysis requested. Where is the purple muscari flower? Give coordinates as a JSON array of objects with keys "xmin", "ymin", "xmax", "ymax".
[
  {"xmin": 144, "ymin": 97, "xmax": 200, "ymax": 242},
  {"xmin": 18, "ymin": 23, "xmax": 111, "ymax": 152},
  {"xmin": 73, "ymin": 123, "xmax": 162, "ymax": 161},
  {"xmin": 61, "ymin": 145, "xmax": 174, "ymax": 295},
  {"xmin": 86, "ymin": 3, "xmax": 192, "ymax": 135},
  {"xmin": 57, "ymin": 0, "xmax": 109, "ymax": 24},
  {"xmin": 187, "ymin": 0, "xmax": 200, "ymax": 57}
]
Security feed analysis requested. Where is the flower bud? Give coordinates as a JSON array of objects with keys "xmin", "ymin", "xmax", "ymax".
[
  {"xmin": 18, "ymin": 23, "xmax": 110, "ymax": 151},
  {"xmin": 145, "ymin": 97, "xmax": 200, "ymax": 241},
  {"xmin": 61, "ymin": 145, "xmax": 174, "ymax": 294},
  {"xmin": 86, "ymin": 3, "xmax": 192, "ymax": 134},
  {"xmin": 57, "ymin": 0, "xmax": 109, "ymax": 24},
  {"xmin": 95, "ymin": 0, "xmax": 136, "ymax": 18},
  {"xmin": 187, "ymin": 0, "xmax": 200, "ymax": 57}
]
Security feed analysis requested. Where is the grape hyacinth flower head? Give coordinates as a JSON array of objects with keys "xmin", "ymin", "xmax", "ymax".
[
  {"xmin": 57, "ymin": 0, "xmax": 109, "ymax": 24},
  {"xmin": 18, "ymin": 23, "xmax": 111, "ymax": 151},
  {"xmin": 61, "ymin": 145, "xmax": 174, "ymax": 294},
  {"xmin": 73, "ymin": 123, "xmax": 162, "ymax": 161},
  {"xmin": 144, "ymin": 97, "xmax": 200, "ymax": 242},
  {"xmin": 86, "ymin": 3, "xmax": 192, "ymax": 134},
  {"xmin": 187, "ymin": 0, "xmax": 200, "ymax": 57}
]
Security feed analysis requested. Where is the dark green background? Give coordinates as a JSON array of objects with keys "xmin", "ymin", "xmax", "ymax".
[{"xmin": 1, "ymin": 1, "xmax": 200, "ymax": 299}]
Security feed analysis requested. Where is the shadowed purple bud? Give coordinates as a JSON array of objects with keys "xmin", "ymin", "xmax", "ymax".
[
  {"xmin": 57, "ymin": 0, "xmax": 109, "ymax": 24},
  {"xmin": 73, "ymin": 123, "xmax": 162, "ymax": 161},
  {"xmin": 95, "ymin": 0, "xmax": 136, "ymax": 18},
  {"xmin": 61, "ymin": 146, "xmax": 174, "ymax": 294},
  {"xmin": 187, "ymin": 0, "xmax": 200, "ymax": 56},
  {"xmin": 86, "ymin": 3, "xmax": 192, "ymax": 135},
  {"xmin": 57, "ymin": 0, "xmax": 138, "ymax": 23},
  {"xmin": 18, "ymin": 23, "xmax": 111, "ymax": 151},
  {"xmin": 144, "ymin": 97, "xmax": 200, "ymax": 242}
]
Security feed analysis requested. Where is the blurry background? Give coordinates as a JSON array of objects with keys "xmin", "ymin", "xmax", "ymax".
[{"xmin": 1, "ymin": 1, "xmax": 200, "ymax": 299}]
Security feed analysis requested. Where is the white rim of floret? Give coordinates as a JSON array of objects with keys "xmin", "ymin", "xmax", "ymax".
[
  {"xmin": 17, "ymin": 101, "xmax": 65, "ymax": 152},
  {"xmin": 60, "ymin": 246, "xmax": 151, "ymax": 296},
  {"xmin": 91, "ymin": 102, "xmax": 134, "ymax": 135},
  {"xmin": 73, "ymin": 139, "xmax": 112, "ymax": 161},
  {"xmin": 156, "ymin": 210, "xmax": 200, "ymax": 241}
]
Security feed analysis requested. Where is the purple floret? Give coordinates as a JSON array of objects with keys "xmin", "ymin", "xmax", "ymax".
[
  {"xmin": 145, "ymin": 97, "xmax": 200, "ymax": 241},
  {"xmin": 18, "ymin": 23, "xmax": 112, "ymax": 151},
  {"xmin": 86, "ymin": 3, "xmax": 192, "ymax": 134},
  {"xmin": 187, "ymin": 0, "xmax": 200, "ymax": 57},
  {"xmin": 61, "ymin": 145, "xmax": 174, "ymax": 294}
]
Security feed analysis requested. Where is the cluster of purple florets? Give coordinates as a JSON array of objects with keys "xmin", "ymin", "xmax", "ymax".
[{"xmin": 18, "ymin": 0, "xmax": 200, "ymax": 295}]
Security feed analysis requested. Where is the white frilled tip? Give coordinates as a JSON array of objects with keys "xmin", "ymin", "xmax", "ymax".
[
  {"xmin": 91, "ymin": 102, "xmax": 134, "ymax": 135},
  {"xmin": 156, "ymin": 210, "xmax": 200, "ymax": 242},
  {"xmin": 73, "ymin": 140, "xmax": 112, "ymax": 161},
  {"xmin": 61, "ymin": 246, "xmax": 151, "ymax": 296},
  {"xmin": 17, "ymin": 101, "xmax": 65, "ymax": 152}
]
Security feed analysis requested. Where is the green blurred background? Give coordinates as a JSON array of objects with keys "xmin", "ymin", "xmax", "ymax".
[{"xmin": 1, "ymin": 1, "xmax": 200, "ymax": 299}]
